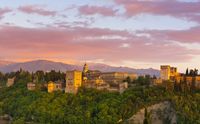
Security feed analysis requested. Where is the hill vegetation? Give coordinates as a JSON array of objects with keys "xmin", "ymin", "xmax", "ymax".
[{"xmin": 0, "ymin": 71, "xmax": 199, "ymax": 124}]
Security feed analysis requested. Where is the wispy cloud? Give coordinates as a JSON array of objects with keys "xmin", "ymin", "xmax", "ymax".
[
  {"xmin": 18, "ymin": 5, "xmax": 57, "ymax": 16},
  {"xmin": 139, "ymin": 26, "xmax": 200, "ymax": 43},
  {"xmin": 0, "ymin": 25, "xmax": 198, "ymax": 63},
  {"xmin": 0, "ymin": 0, "xmax": 200, "ymax": 68},
  {"xmin": 78, "ymin": 5, "xmax": 118, "ymax": 16},
  {"xmin": 116, "ymin": 0, "xmax": 200, "ymax": 23},
  {"xmin": 0, "ymin": 7, "xmax": 12, "ymax": 19}
]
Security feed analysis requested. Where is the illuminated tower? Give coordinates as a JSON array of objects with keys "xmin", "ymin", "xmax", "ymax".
[
  {"xmin": 65, "ymin": 70, "xmax": 82, "ymax": 94},
  {"xmin": 160, "ymin": 65, "xmax": 178, "ymax": 81},
  {"xmin": 82, "ymin": 63, "xmax": 89, "ymax": 82},
  {"xmin": 83, "ymin": 63, "xmax": 89, "ymax": 73}
]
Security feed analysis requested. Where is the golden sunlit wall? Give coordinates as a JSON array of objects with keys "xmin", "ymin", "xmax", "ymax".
[
  {"xmin": 65, "ymin": 71, "xmax": 82, "ymax": 94},
  {"xmin": 48, "ymin": 81, "xmax": 55, "ymax": 93}
]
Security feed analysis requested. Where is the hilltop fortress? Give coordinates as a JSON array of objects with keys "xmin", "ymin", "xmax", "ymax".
[
  {"xmin": 156, "ymin": 65, "xmax": 200, "ymax": 90},
  {"xmin": 65, "ymin": 63, "xmax": 137, "ymax": 94}
]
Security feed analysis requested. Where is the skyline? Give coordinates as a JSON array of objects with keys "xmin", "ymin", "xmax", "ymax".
[{"xmin": 1, "ymin": 0, "xmax": 200, "ymax": 72}]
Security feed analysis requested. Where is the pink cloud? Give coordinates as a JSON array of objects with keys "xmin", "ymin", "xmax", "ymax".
[
  {"xmin": 18, "ymin": 5, "xmax": 56, "ymax": 16},
  {"xmin": 78, "ymin": 5, "xmax": 117, "ymax": 16},
  {"xmin": 139, "ymin": 26, "xmax": 200, "ymax": 43},
  {"xmin": 0, "ymin": 8, "xmax": 12, "ymax": 19},
  {"xmin": 116, "ymin": 0, "xmax": 200, "ymax": 23},
  {"xmin": 0, "ymin": 25, "xmax": 198, "ymax": 63}
]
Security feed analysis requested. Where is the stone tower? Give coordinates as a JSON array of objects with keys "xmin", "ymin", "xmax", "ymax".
[
  {"xmin": 83, "ymin": 63, "xmax": 89, "ymax": 73},
  {"xmin": 65, "ymin": 70, "xmax": 82, "ymax": 94},
  {"xmin": 82, "ymin": 63, "xmax": 89, "ymax": 82}
]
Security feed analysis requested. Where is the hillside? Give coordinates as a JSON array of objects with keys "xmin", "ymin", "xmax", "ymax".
[
  {"xmin": 0, "ymin": 60, "xmax": 14, "ymax": 68},
  {"xmin": 127, "ymin": 101, "xmax": 177, "ymax": 124},
  {"xmin": 0, "ymin": 60, "xmax": 160, "ymax": 76},
  {"xmin": 0, "ymin": 60, "xmax": 80, "ymax": 73}
]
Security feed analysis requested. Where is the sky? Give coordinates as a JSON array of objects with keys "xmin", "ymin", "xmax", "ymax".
[{"xmin": 0, "ymin": 0, "xmax": 200, "ymax": 72}]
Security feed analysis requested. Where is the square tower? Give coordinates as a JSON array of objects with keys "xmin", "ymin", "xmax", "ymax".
[
  {"xmin": 160, "ymin": 65, "xmax": 178, "ymax": 81},
  {"xmin": 65, "ymin": 70, "xmax": 82, "ymax": 94},
  {"xmin": 160, "ymin": 65, "xmax": 171, "ymax": 80}
]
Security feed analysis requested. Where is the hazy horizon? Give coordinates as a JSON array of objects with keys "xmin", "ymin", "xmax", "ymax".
[{"xmin": 0, "ymin": 59, "xmax": 191, "ymax": 73}]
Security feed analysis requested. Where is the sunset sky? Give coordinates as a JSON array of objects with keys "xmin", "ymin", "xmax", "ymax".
[{"xmin": 0, "ymin": 0, "xmax": 200, "ymax": 72}]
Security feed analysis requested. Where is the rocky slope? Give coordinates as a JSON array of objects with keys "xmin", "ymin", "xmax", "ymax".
[{"xmin": 127, "ymin": 101, "xmax": 177, "ymax": 124}]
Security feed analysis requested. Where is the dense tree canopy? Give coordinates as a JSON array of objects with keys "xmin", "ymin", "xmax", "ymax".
[{"xmin": 0, "ymin": 71, "xmax": 199, "ymax": 124}]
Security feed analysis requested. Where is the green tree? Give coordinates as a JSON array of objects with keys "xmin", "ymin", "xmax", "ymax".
[
  {"xmin": 143, "ymin": 107, "xmax": 151, "ymax": 124},
  {"xmin": 12, "ymin": 117, "xmax": 25, "ymax": 124},
  {"xmin": 124, "ymin": 76, "xmax": 131, "ymax": 84},
  {"xmin": 186, "ymin": 68, "xmax": 189, "ymax": 75}
]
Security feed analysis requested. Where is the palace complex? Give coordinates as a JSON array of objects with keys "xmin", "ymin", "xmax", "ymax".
[
  {"xmin": 65, "ymin": 63, "xmax": 138, "ymax": 94},
  {"xmin": 158, "ymin": 65, "xmax": 200, "ymax": 89},
  {"xmin": 22, "ymin": 64, "xmax": 200, "ymax": 93}
]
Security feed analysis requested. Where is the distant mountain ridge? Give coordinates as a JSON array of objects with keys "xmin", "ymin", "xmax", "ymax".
[
  {"xmin": 0, "ymin": 60, "xmax": 160, "ymax": 76},
  {"xmin": 0, "ymin": 60, "xmax": 80, "ymax": 73},
  {"xmin": 0, "ymin": 60, "xmax": 15, "ymax": 67}
]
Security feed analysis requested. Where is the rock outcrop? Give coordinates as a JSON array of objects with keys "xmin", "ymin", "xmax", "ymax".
[{"xmin": 127, "ymin": 101, "xmax": 177, "ymax": 124}]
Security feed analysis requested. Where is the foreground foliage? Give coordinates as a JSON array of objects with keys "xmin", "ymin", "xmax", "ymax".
[{"xmin": 0, "ymin": 86, "xmax": 199, "ymax": 124}]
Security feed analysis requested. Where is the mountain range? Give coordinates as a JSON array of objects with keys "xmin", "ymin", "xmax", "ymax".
[
  {"xmin": 0, "ymin": 60, "xmax": 160, "ymax": 76},
  {"xmin": 0, "ymin": 60, "xmax": 14, "ymax": 68}
]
